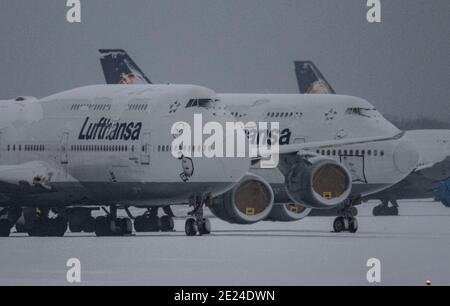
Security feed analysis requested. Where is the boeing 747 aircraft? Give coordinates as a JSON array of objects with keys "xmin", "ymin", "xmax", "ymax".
[
  {"xmin": 294, "ymin": 61, "xmax": 450, "ymax": 216},
  {"xmin": 97, "ymin": 49, "xmax": 421, "ymax": 233}
]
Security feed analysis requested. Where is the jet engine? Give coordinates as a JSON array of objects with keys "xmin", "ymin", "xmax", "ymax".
[
  {"xmin": 209, "ymin": 174, "xmax": 274, "ymax": 224},
  {"xmin": 266, "ymin": 204, "xmax": 312, "ymax": 222},
  {"xmin": 285, "ymin": 157, "xmax": 352, "ymax": 209}
]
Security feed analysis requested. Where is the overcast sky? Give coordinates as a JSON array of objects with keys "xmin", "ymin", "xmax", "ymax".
[{"xmin": 0, "ymin": 0, "xmax": 448, "ymax": 120}]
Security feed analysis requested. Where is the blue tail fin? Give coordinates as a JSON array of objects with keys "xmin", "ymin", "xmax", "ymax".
[
  {"xmin": 99, "ymin": 49, "xmax": 152, "ymax": 85},
  {"xmin": 294, "ymin": 61, "xmax": 335, "ymax": 94}
]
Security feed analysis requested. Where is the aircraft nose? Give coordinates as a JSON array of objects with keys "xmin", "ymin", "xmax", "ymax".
[{"xmin": 393, "ymin": 140, "xmax": 420, "ymax": 174}]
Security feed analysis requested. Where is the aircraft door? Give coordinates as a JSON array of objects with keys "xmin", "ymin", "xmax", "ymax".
[
  {"xmin": 339, "ymin": 154, "xmax": 367, "ymax": 184},
  {"xmin": 141, "ymin": 132, "xmax": 151, "ymax": 165},
  {"xmin": 61, "ymin": 132, "xmax": 69, "ymax": 165}
]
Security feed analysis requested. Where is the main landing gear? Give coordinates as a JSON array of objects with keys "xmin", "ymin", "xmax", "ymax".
[
  {"xmin": 373, "ymin": 199, "xmax": 399, "ymax": 216},
  {"xmin": 94, "ymin": 206, "xmax": 133, "ymax": 237},
  {"xmin": 185, "ymin": 194, "xmax": 212, "ymax": 236},
  {"xmin": 333, "ymin": 200, "xmax": 359, "ymax": 234},
  {"xmin": 0, "ymin": 207, "xmax": 22, "ymax": 237},
  {"xmin": 27, "ymin": 209, "xmax": 68, "ymax": 237},
  {"xmin": 68, "ymin": 208, "xmax": 97, "ymax": 233},
  {"xmin": 134, "ymin": 207, "xmax": 175, "ymax": 233}
]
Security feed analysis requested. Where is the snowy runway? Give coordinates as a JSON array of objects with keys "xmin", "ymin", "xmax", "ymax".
[{"xmin": 1, "ymin": 200, "xmax": 450, "ymax": 286}]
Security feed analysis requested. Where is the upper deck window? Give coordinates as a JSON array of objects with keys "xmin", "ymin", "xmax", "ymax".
[{"xmin": 186, "ymin": 99, "xmax": 215, "ymax": 109}]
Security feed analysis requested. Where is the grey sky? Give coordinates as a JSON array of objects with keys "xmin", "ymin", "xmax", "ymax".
[{"xmin": 0, "ymin": 0, "xmax": 449, "ymax": 120}]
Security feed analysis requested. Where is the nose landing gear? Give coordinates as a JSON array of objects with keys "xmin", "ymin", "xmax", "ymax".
[{"xmin": 185, "ymin": 194, "xmax": 212, "ymax": 236}]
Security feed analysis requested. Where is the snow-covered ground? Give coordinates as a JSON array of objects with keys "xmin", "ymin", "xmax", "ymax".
[{"xmin": 1, "ymin": 200, "xmax": 449, "ymax": 286}]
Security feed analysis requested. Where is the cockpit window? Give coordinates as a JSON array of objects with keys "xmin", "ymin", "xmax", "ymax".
[
  {"xmin": 186, "ymin": 99, "xmax": 215, "ymax": 109},
  {"xmin": 345, "ymin": 107, "xmax": 380, "ymax": 118}
]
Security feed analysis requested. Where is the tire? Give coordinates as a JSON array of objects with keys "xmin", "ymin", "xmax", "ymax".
[
  {"xmin": 94, "ymin": 216, "xmax": 110, "ymax": 237},
  {"xmin": 333, "ymin": 217, "xmax": 345, "ymax": 233},
  {"xmin": 185, "ymin": 218, "xmax": 198, "ymax": 236},
  {"xmin": 28, "ymin": 219, "xmax": 49, "ymax": 237},
  {"xmin": 69, "ymin": 221, "xmax": 83, "ymax": 233},
  {"xmin": 118, "ymin": 218, "xmax": 133, "ymax": 235},
  {"xmin": 48, "ymin": 218, "xmax": 68, "ymax": 237},
  {"xmin": 349, "ymin": 207, "xmax": 358, "ymax": 217},
  {"xmin": 160, "ymin": 216, "xmax": 175, "ymax": 232},
  {"xmin": 390, "ymin": 207, "xmax": 399, "ymax": 216},
  {"xmin": 0, "ymin": 220, "xmax": 12, "ymax": 237},
  {"xmin": 146, "ymin": 216, "xmax": 161, "ymax": 232},
  {"xmin": 82, "ymin": 217, "xmax": 95, "ymax": 233},
  {"xmin": 349, "ymin": 218, "xmax": 359, "ymax": 233},
  {"xmin": 134, "ymin": 216, "xmax": 146, "ymax": 232},
  {"xmin": 372, "ymin": 206, "xmax": 381, "ymax": 216},
  {"xmin": 198, "ymin": 218, "xmax": 211, "ymax": 235}
]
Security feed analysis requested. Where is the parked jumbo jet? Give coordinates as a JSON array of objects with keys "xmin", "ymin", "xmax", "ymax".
[
  {"xmin": 0, "ymin": 78, "xmax": 422, "ymax": 237},
  {"xmin": 294, "ymin": 61, "xmax": 450, "ymax": 215},
  {"xmin": 97, "ymin": 49, "xmax": 421, "ymax": 233}
]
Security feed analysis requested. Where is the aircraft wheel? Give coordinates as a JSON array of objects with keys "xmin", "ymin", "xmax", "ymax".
[
  {"xmin": 349, "ymin": 207, "xmax": 358, "ymax": 217},
  {"xmin": 69, "ymin": 222, "xmax": 83, "ymax": 233},
  {"xmin": 372, "ymin": 205, "xmax": 382, "ymax": 216},
  {"xmin": 390, "ymin": 207, "xmax": 399, "ymax": 216},
  {"xmin": 82, "ymin": 217, "xmax": 95, "ymax": 233},
  {"xmin": 28, "ymin": 219, "xmax": 50, "ymax": 237},
  {"xmin": 333, "ymin": 217, "xmax": 345, "ymax": 233},
  {"xmin": 94, "ymin": 216, "xmax": 110, "ymax": 237},
  {"xmin": 146, "ymin": 216, "xmax": 161, "ymax": 232},
  {"xmin": 117, "ymin": 218, "xmax": 133, "ymax": 235},
  {"xmin": 0, "ymin": 220, "xmax": 12, "ymax": 237},
  {"xmin": 185, "ymin": 218, "xmax": 198, "ymax": 236},
  {"xmin": 349, "ymin": 217, "xmax": 359, "ymax": 233},
  {"xmin": 48, "ymin": 217, "xmax": 68, "ymax": 237},
  {"xmin": 198, "ymin": 218, "xmax": 211, "ymax": 235},
  {"xmin": 134, "ymin": 216, "xmax": 146, "ymax": 232},
  {"xmin": 160, "ymin": 216, "xmax": 175, "ymax": 232}
]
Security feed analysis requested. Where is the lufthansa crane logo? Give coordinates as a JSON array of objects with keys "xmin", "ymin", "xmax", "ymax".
[{"xmin": 179, "ymin": 155, "xmax": 194, "ymax": 182}]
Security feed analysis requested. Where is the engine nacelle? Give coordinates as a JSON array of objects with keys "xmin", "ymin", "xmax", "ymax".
[
  {"xmin": 266, "ymin": 204, "xmax": 312, "ymax": 222},
  {"xmin": 209, "ymin": 174, "xmax": 274, "ymax": 224},
  {"xmin": 285, "ymin": 157, "xmax": 352, "ymax": 209}
]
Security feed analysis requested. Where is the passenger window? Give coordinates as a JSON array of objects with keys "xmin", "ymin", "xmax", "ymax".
[
  {"xmin": 368, "ymin": 150, "xmax": 372, "ymax": 156},
  {"xmin": 374, "ymin": 150, "xmax": 378, "ymax": 157},
  {"xmin": 380, "ymin": 150, "xmax": 385, "ymax": 157}
]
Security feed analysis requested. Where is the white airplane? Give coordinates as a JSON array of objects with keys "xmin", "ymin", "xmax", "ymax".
[
  {"xmin": 0, "ymin": 84, "xmax": 255, "ymax": 237},
  {"xmin": 96, "ymin": 49, "xmax": 421, "ymax": 233},
  {"xmin": 0, "ymin": 80, "xmax": 421, "ymax": 237},
  {"xmin": 294, "ymin": 61, "xmax": 450, "ymax": 215}
]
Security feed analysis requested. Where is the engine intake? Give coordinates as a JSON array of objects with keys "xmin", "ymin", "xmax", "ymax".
[
  {"xmin": 210, "ymin": 174, "xmax": 274, "ymax": 224},
  {"xmin": 285, "ymin": 158, "xmax": 352, "ymax": 209}
]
